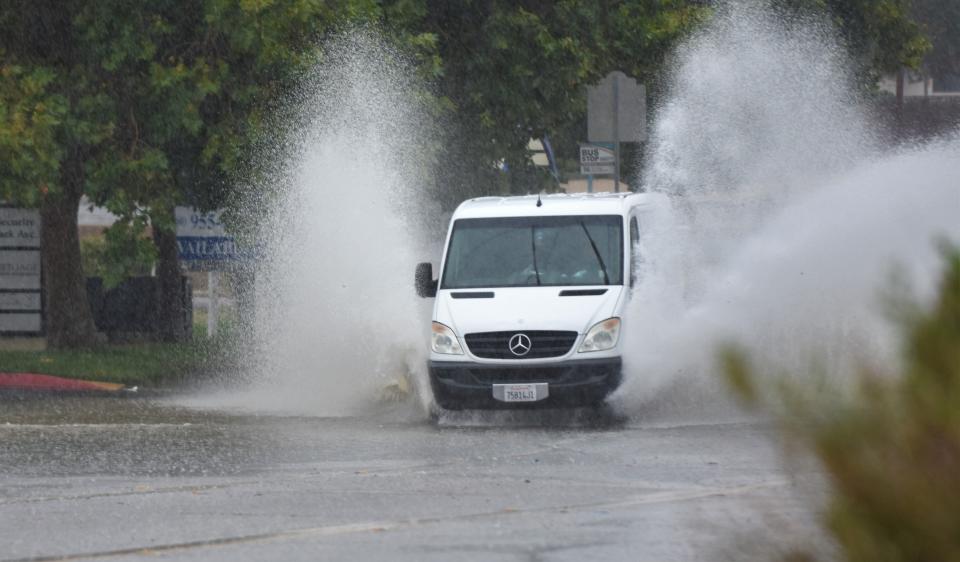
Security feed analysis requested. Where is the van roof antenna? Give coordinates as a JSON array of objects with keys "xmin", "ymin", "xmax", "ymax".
[{"xmin": 536, "ymin": 192, "xmax": 542, "ymax": 207}]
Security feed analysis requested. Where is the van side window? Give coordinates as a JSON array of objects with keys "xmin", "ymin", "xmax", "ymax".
[{"xmin": 629, "ymin": 216, "xmax": 640, "ymax": 286}]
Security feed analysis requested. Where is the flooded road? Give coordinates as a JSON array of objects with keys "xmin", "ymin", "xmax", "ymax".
[{"xmin": 0, "ymin": 395, "xmax": 823, "ymax": 561}]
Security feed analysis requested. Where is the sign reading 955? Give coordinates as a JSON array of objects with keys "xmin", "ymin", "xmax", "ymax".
[
  {"xmin": 175, "ymin": 207, "xmax": 227, "ymax": 237},
  {"xmin": 175, "ymin": 207, "xmax": 252, "ymax": 268}
]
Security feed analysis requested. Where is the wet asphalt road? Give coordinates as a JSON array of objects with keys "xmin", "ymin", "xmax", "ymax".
[{"xmin": 0, "ymin": 394, "xmax": 825, "ymax": 561}]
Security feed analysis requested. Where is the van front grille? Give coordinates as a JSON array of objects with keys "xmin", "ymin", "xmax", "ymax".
[{"xmin": 464, "ymin": 331, "xmax": 578, "ymax": 359}]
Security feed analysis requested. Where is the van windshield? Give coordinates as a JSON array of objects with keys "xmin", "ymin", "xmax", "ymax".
[{"xmin": 440, "ymin": 215, "xmax": 623, "ymax": 289}]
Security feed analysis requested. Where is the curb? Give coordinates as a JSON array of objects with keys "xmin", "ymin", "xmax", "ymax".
[{"xmin": 0, "ymin": 373, "xmax": 133, "ymax": 393}]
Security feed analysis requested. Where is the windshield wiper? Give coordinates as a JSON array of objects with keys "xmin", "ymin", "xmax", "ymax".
[
  {"xmin": 530, "ymin": 225, "xmax": 542, "ymax": 285},
  {"xmin": 579, "ymin": 221, "xmax": 610, "ymax": 285}
]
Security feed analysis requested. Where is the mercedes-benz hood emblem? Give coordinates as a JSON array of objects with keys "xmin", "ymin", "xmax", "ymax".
[{"xmin": 508, "ymin": 333, "xmax": 532, "ymax": 356}]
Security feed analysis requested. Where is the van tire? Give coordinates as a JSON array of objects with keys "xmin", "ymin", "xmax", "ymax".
[
  {"xmin": 429, "ymin": 384, "xmax": 465, "ymax": 412},
  {"xmin": 432, "ymin": 395, "xmax": 465, "ymax": 411},
  {"xmin": 583, "ymin": 402, "xmax": 625, "ymax": 427},
  {"xmin": 427, "ymin": 400, "xmax": 459, "ymax": 423}
]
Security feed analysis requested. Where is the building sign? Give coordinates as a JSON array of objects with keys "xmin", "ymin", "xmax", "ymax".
[
  {"xmin": 177, "ymin": 237, "xmax": 247, "ymax": 262},
  {"xmin": 0, "ymin": 251, "xmax": 41, "ymax": 289},
  {"xmin": 175, "ymin": 207, "xmax": 251, "ymax": 269},
  {"xmin": 0, "ymin": 208, "xmax": 43, "ymax": 335},
  {"xmin": 0, "ymin": 208, "xmax": 41, "ymax": 248}
]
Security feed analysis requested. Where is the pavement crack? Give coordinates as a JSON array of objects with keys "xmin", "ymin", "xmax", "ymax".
[{"xmin": 0, "ymin": 481, "xmax": 260, "ymax": 506}]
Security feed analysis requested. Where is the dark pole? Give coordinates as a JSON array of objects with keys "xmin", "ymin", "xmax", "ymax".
[{"xmin": 613, "ymin": 74, "xmax": 620, "ymax": 193}]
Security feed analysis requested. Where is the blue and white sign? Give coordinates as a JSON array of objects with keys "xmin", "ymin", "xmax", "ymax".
[
  {"xmin": 579, "ymin": 143, "xmax": 616, "ymax": 175},
  {"xmin": 175, "ymin": 207, "xmax": 251, "ymax": 269},
  {"xmin": 177, "ymin": 236, "xmax": 247, "ymax": 262}
]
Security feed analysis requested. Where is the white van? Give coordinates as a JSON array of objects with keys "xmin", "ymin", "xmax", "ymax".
[{"xmin": 415, "ymin": 192, "xmax": 658, "ymax": 410}]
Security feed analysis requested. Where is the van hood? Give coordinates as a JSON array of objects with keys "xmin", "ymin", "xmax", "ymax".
[{"xmin": 436, "ymin": 286, "xmax": 623, "ymax": 335}]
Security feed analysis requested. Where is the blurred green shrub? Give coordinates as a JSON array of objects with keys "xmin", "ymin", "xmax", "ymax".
[
  {"xmin": 80, "ymin": 218, "xmax": 157, "ymax": 289},
  {"xmin": 723, "ymin": 245, "xmax": 960, "ymax": 562}
]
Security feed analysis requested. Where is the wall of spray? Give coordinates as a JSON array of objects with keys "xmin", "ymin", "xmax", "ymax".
[
  {"xmin": 615, "ymin": 2, "xmax": 960, "ymax": 420},
  {"xmin": 191, "ymin": 32, "xmax": 439, "ymax": 416},
  {"xmin": 187, "ymin": 6, "xmax": 958, "ymax": 422}
]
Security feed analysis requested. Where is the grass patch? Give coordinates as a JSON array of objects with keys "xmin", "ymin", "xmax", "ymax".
[
  {"xmin": 191, "ymin": 306, "xmax": 238, "ymax": 340},
  {"xmin": 0, "ymin": 341, "xmax": 224, "ymax": 387},
  {"xmin": 0, "ymin": 307, "xmax": 244, "ymax": 387}
]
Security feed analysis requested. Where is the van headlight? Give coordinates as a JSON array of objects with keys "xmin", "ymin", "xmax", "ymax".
[
  {"xmin": 578, "ymin": 318, "xmax": 621, "ymax": 353},
  {"xmin": 431, "ymin": 322, "xmax": 464, "ymax": 355}
]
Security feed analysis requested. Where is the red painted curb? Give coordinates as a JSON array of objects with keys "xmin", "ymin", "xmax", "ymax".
[{"xmin": 0, "ymin": 373, "xmax": 126, "ymax": 392}]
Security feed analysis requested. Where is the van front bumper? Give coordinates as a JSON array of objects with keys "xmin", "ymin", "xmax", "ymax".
[{"xmin": 429, "ymin": 357, "xmax": 622, "ymax": 409}]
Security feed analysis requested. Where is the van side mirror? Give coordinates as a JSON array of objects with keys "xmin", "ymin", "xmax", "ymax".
[{"xmin": 415, "ymin": 262, "xmax": 438, "ymax": 298}]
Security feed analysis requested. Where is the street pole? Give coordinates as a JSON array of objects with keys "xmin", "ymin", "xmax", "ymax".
[
  {"xmin": 207, "ymin": 270, "xmax": 219, "ymax": 338},
  {"xmin": 613, "ymin": 74, "xmax": 620, "ymax": 193}
]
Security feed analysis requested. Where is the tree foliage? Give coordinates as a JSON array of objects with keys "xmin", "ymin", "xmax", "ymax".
[
  {"xmin": 400, "ymin": 0, "xmax": 708, "ymax": 199},
  {"xmin": 785, "ymin": 0, "xmax": 931, "ymax": 86},
  {"xmin": 0, "ymin": 0, "xmax": 382, "ymax": 346},
  {"xmin": 0, "ymin": 0, "xmax": 942, "ymax": 346},
  {"xmin": 393, "ymin": 0, "xmax": 932, "ymax": 199},
  {"xmin": 912, "ymin": 0, "xmax": 960, "ymax": 83},
  {"xmin": 0, "ymin": 0, "xmax": 938, "ymax": 209},
  {"xmin": 1, "ymin": 0, "xmax": 388, "ymax": 216},
  {"xmin": 80, "ymin": 219, "xmax": 157, "ymax": 290},
  {"xmin": 723, "ymin": 245, "xmax": 960, "ymax": 562}
]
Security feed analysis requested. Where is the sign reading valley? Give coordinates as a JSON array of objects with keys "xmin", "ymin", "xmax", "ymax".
[{"xmin": 177, "ymin": 237, "xmax": 246, "ymax": 262}]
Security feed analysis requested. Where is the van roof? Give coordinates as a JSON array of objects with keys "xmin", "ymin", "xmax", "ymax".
[{"xmin": 451, "ymin": 192, "xmax": 654, "ymax": 220}]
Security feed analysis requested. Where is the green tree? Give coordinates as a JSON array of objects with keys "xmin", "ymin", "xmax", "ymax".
[
  {"xmin": 1, "ymin": 5, "xmax": 114, "ymax": 347},
  {"xmin": 0, "ymin": 0, "xmax": 379, "ymax": 346},
  {"xmin": 912, "ymin": 0, "xmax": 960, "ymax": 85},
  {"xmin": 80, "ymin": 219, "xmax": 156, "ymax": 290},
  {"xmin": 785, "ymin": 0, "xmax": 930, "ymax": 86},
  {"xmin": 1, "ymin": 0, "xmax": 708, "ymax": 346},
  {"xmin": 398, "ymin": 0, "xmax": 708, "ymax": 202},
  {"xmin": 392, "ymin": 0, "xmax": 931, "ymax": 201},
  {"xmin": 2, "ymin": 0, "xmax": 930, "ymax": 348}
]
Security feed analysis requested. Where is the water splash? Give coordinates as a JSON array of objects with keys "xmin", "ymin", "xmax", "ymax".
[
  {"xmin": 616, "ymin": 2, "xmax": 960, "ymax": 420},
  {"xmin": 184, "ymin": 11, "xmax": 960, "ymax": 423},
  {"xmin": 190, "ymin": 31, "xmax": 438, "ymax": 417}
]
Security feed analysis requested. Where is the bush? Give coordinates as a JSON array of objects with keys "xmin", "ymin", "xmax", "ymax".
[
  {"xmin": 80, "ymin": 217, "xmax": 157, "ymax": 288},
  {"xmin": 723, "ymin": 245, "xmax": 960, "ymax": 562}
]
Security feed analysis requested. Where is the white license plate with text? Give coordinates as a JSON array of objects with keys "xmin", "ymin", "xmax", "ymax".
[{"xmin": 494, "ymin": 383, "xmax": 548, "ymax": 402}]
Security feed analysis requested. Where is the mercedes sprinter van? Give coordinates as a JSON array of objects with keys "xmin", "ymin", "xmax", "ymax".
[{"xmin": 415, "ymin": 192, "xmax": 659, "ymax": 410}]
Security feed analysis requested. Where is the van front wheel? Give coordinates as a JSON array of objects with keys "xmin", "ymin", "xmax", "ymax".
[
  {"xmin": 428, "ymin": 375, "xmax": 467, "ymax": 412},
  {"xmin": 427, "ymin": 399, "xmax": 462, "ymax": 423},
  {"xmin": 431, "ymin": 393, "xmax": 465, "ymax": 411}
]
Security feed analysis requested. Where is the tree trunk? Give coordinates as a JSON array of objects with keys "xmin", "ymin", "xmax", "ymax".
[
  {"xmin": 41, "ymin": 150, "xmax": 101, "ymax": 348},
  {"xmin": 153, "ymin": 209, "xmax": 185, "ymax": 343}
]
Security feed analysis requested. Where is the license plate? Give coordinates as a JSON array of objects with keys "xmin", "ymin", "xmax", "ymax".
[{"xmin": 493, "ymin": 383, "xmax": 548, "ymax": 402}]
